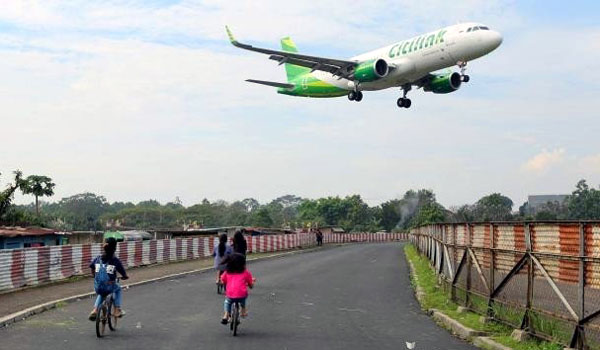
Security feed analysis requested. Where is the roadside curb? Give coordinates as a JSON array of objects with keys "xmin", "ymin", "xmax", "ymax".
[
  {"xmin": 407, "ymin": 260, "xmax": 426, "ymax": 303},
  {"xmin": 0, "ymin": 246, "xmax": 325, "ymax": 329},
  {"xmin": 430, "ymin": 309, "xmax": 488, "ymax": 340},
  {"xmin": 473, "ymin": 337, "xmax": 513, "ymax": 350}
]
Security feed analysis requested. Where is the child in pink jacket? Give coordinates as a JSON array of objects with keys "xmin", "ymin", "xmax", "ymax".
[{"xmin": 220, "ymin": 253, "xmax": 255, "ymax": 324}]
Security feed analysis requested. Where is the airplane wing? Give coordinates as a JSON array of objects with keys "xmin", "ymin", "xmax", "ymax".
[
  {"xmin": 226, "ymin": 26, "xmax": 357, "ymax": 80},
  {"xmin": 246, "ymin": 79, "xmax": 294, "ymax": 89}
]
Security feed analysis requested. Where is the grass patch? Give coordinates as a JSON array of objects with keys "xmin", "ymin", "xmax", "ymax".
[
  {"xmin": 530, "ymin": 312, "xmax": 573, "ymax": 346},
  {"xmin": 405, "ymin": 244, "xmax": 504, "ymax": 333},
  {"xmin": 404, "ymin": 244, "xmax": 564, "ymax": 350},
  {"xmin": 492, "ymin": 335, "xmax": 562, "ymax": 350}
]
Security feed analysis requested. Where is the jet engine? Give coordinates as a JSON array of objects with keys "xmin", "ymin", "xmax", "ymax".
[
  {"xmin": 353, "ymin": 59, "xmax": 389, "ymax": 82},
  {"xmin": 423, "ymin": 72, "xmax": 462, "ymax": 94}
]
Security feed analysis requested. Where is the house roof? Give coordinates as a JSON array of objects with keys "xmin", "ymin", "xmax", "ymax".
[{"xmin": 0, "ymin": 226, "xmax": 59, "ymax": 238}]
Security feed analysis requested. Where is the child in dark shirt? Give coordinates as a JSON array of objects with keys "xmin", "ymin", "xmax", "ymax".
[{"xmin": 88, "ymin": 238, "xmax": 129, "ymax": 321}]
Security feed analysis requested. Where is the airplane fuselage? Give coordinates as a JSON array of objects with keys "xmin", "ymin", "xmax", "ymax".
[{"xmin": 284, "ymin": 22, "xmax": 502, "ymax": 97}]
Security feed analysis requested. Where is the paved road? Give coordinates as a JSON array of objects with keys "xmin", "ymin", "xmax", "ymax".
[{"xmin": 1, "ymin": 243, "xmax": 475, "ymax": 350}]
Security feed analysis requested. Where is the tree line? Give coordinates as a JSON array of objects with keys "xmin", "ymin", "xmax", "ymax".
[{"xmin": 2, "ymin": 171, "xmax": 600, "ymax": 232}]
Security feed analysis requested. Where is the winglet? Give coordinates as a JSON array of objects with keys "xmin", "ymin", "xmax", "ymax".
[{"xmin": 225, "ymin": 25, "xmax": 237, "ymax": 44}]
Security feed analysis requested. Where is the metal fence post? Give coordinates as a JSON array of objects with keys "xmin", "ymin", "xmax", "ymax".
[
  {"xmin": 451, "ymin": 224, "xmax": 457, "ymax": 302},
  {"xmin": 466, "ymin": 224, "xmax": 472, "ymax": 308},
  {"xmin": 522, "ymin": 223, "xmax": 533, "ymax": 331},
  {"xmin": 433, "ymin": 226, "xmax": 438, "ymax": 267},
  {"xmin": 579, "ymin": 222, "xmax": 585, "ymax": 320},
  {"xmin": 488, "ymin": 223, "xmax": 495, "ymax": 316},
  {"xmin": 572, "ymin": 222, "xmax": 587, "ymax": 350},
  {"xmin": 439, "ymin": 226, "xmax": 445, "ymax": 275}
]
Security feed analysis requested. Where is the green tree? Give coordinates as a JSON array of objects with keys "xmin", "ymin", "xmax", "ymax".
[
  {"xmin": 251, "ymin": 207, "xmax": 273, "ymax": 227},
  {"xmin": 470, "ymin": 193, "xmax": 513, "ymax": 221},
  {"xmin": 411, "ymin": 202, "xmax": 446, "ymax": 227},
  {"xmin": 567, "ymin": 179, "xmax": 600, "ymax": 219},
  {"xmin": 56, "ymin": 192, "xmax": 109, "ymax": 230},
  {"xmin": 392, "ymin": 189, "xmax": 441, "ymax": 229},
  {"xmin": 19, "ymin": 175, "xmax": 55, "ymax": 216},
  {"xmin": 108, "ymin": 201, "xmax": 135, "ymax": 213},
  {"xmin": 271, "ymin": 194, "xmax": 302, "ymax": 207},
  {"xmin": 241, "ymin": 198, "xmax": 260, "ymax": 212},
  {"xmin": 137, "ymin": 199, "xmax": 162, "ymax": 208},
  {"xmin": 380, "ymin": 199, "xmax": 402, "ymax": 231},
  {"xmin": 297, "ymin": 195, "xmax": 380, "ymax": 232},
  {"xmin": 297, "ymin": 199, "xmax": 323, "ymax": 226},
  {"xmin": 269, "ymin": 195, "xmax": 304, "ymax": 228},
  {"xmin": 534, "ymin": 200, "xmax": 569, "ymax": 220},
  {"xmin": 454, "ymin": 204, "xmax": 476, "ymax": 222},
  {"xmin": 227, "ymin": 201, "xmax": 251, "ymax": 226},
  {"xmin": 0, "ymin": 171, "xmax": 24, "ymax": 221}
]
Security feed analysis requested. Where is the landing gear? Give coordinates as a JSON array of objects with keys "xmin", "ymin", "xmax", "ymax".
[
  {"xmin": 458, "ymin": 61, "xmax": 470, "ymax": 82},
  {"xmin": 348, "ymin": 90, "xmax": 363, "ymax": 102},
  {"xmin": 355, "ymin": 91, "xmax": 363, "ymax": 102},
  {"xmin": 397, "ymin": 85, "xmax": 412, "ymax": 109},
  {"xmin": 397, "ymin": 98, "xmax": 411, "ymax": 108}
]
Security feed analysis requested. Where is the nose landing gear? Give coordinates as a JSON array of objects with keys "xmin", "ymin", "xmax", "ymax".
[
  {"xmin": 397, "ymin": 85, "xmax": 412, "ymax": 109},
  {"xmin": 458, "ymin": 61, "xmax": 470, "ymax": 82}
]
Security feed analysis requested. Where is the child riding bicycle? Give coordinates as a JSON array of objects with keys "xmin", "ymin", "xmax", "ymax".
[
  {"xmin": 220, "ymin": 253, "xmax": 255, "ymax": 324},
  {"xmin": 89, "ymin": 237, "xmax": 129, "ymax": 321},
  {"xmin": 213, "ymin": 233, "xmax": 233, "ymax": 283}
]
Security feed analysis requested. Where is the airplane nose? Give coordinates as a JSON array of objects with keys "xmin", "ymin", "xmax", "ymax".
[{"xmin": 489, "ymin": 31, "xmax": 503, "ymax": 50}]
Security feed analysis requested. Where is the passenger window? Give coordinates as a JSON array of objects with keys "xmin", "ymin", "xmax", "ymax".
[{"xmin": 480, "ymin": 26, "xmax": 489, "ymax": 30}]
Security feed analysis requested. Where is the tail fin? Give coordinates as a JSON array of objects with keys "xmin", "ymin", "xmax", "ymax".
[{"xmin": 281, "ymin": 37, "xmax": 310, "ymax": 82}]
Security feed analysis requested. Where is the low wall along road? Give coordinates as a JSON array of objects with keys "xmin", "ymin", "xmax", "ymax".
[
  {"xmin": 0, "ymin": 232, "xmax": 407, "ymax": 293},
  {"xmin": 411, "ymin": 222, "xmax": 600, "ymax": 350}
]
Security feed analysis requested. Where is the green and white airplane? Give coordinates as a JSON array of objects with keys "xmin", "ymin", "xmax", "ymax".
[{"xmin": 226, "ymin": 23, "xmax": 502, "ymax": 109}]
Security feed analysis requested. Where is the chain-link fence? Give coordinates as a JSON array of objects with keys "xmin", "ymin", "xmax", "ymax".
[{"xmin": 411, "ymin": 222, "xmax": 600, "ymax": 350}]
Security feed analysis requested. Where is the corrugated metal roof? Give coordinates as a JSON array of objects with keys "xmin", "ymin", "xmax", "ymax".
[{"xmin": 0, "ymin": 226, "xmax": 59, "ymax": 237}]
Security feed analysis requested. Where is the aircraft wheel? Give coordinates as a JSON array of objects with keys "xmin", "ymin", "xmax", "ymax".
[
  {"xmin": 397, "ymin": 98, "xmax": 405, "ymax": 108},
  {"xmin": 404, "ymin": 98, "xmax": 412, "ymax": 108},
  {"xmin": 462, "ymin": 75, "xmax": 470, "ymax": 83},
  {"xmin": 355, "ymin": 91, "xmax": 363, "ymax": 102},
  {"xmin": 348, "ymin": 91, "xmax": 356, "ymax": 101}
]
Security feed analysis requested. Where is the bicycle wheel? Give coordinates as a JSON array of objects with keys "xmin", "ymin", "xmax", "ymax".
[
  {"xmin": 96, "ymin": 303, "xmax": 107, "ymax": 338},
  {"xmin": 229, "ymin": 305, "xmax": 234, "ymax": 332},
  {"xmin": 232, "ymin": 303, "xmax": 239, "ymax": 336},
  {"xmin": 108, "ymin": 297, "xmax": 118, "ymax": 331}
]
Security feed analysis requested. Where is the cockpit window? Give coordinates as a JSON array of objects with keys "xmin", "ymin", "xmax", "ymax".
[
  {"xmin": 479, "ymin": 26, "xmax": 489, "ymax": 30},
  {"xmin": 472, "ymin": 27, "xmax": 480, "ymax": 31},
  {"xmin": 467, "ymin": 27, "xmax": 472, "ymax": 32}
]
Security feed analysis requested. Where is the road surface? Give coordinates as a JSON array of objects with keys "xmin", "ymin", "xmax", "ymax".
[{"xmin": 0, "ymin": 243, "xmax": 475, "ymax": 350}]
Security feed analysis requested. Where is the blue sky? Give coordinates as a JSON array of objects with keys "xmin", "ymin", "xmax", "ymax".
[{"xmin": 1, "ymin": 0, "xmax": 599, "ymax": 209}]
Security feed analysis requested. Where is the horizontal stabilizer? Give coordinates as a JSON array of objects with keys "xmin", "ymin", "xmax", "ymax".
[{"xmin": 246, "ymin": 79, "xmax": 294, "ymax": 89}]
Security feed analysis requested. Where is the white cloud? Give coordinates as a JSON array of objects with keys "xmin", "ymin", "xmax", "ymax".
[{"xmin": 523, "ymin": 148, "xmax": 566, "ymax": 173}]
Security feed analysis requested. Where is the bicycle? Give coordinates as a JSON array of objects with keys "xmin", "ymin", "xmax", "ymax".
[
  {"xmin": 96, "ymin": 278, "xmax": 120, "ymax": 338},
  {"xmin": 217, "ymin": 269, "xmax": 227, "ymax": 294},
  {"xmin": 217, "ymin": 280, "xmax": 226, "ymax": 294},
  {"xmin": 229, "ymin": 300, "xmax": 241, "ymax": 336}
]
